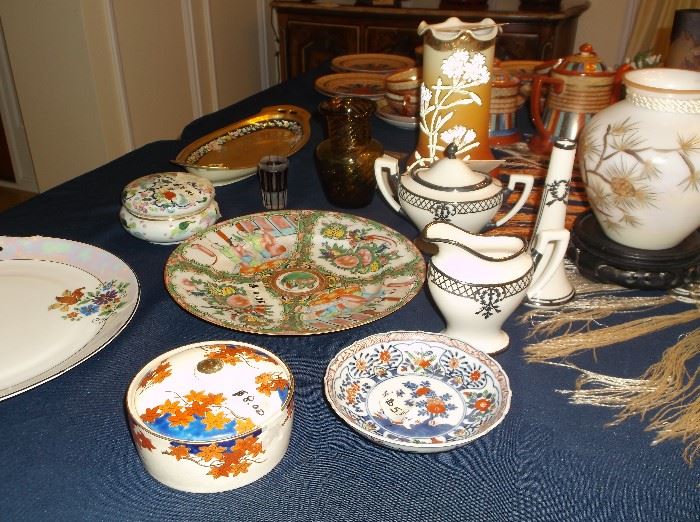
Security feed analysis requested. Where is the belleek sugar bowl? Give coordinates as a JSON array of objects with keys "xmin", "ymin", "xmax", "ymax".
[
  {"xmin": 120, "ymin": 172, "xmax": 220, "ymax": 244},
  {"xmin": 374, "ymin": 143, "xmax": 533, "ymax": 233},
  {"xmin": 126, "ymin": 340, "xmax": 294, "ymax": 493}
]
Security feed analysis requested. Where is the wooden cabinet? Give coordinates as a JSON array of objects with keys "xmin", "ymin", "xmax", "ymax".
[{"xmin": 271, "ymin": 1, "xmax": 590, "ymax": 80}]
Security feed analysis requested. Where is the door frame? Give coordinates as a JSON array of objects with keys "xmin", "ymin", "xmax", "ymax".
[{"xmin": 0, "ymin": 18, "xmax": 38, "ymax": 193}]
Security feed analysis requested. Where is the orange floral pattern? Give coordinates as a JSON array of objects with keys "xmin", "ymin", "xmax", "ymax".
[
  {"xmin": 139, "ymin": 361, "xmax": 172, "ymax": 389},
  {"xmin": 162, "ymin": 434, "xmax": 265, "ymax": 479},
  {"xmin": 139, "ymin": 389, "xmax": 257, "ymax": 441},
  {"xmin": 131, "ymin": 342, "xmax": 292, "ymax": 481}
]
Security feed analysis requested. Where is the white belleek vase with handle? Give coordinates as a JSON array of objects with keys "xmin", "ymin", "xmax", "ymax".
[{"xmin": 526, "ymin": 138, "xmax": 577, "ymax": 307}]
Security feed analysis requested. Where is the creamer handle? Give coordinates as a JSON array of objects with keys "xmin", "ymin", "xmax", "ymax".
[
  {"xmin": 494, "ymin": 174, "xmax": 534, "ymax": 227},
  {"xmin": 527, "ymin": 229, "xmax": 570, "ymax": 298},
  {"xmin": 374, "ymin": 155, "xmax": 402, "ymax": 213}
]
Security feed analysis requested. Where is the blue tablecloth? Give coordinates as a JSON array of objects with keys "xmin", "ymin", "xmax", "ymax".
[{"xmin": 1, "ymin": 67, "xmax": 698, "ymax": 522}]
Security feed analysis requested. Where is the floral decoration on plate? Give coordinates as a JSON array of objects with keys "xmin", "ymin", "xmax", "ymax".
[
  {"xmin": 331, "ymin": 53, "xmax": 416, "ymax": 75},
  {"xmin": 164, "ymin": 210, "xmax": 425, "ymax": 335},
  {"xmin": 315, "ymin": 73, "xmax": 387, "ymax": 100},
  {"xmin": 48, "ymin": 280, "xmax": 130, "ymax": 322},
  {"xmin": 174, "ymin": 105, "xmax": 311, "ymax": 186},
  {"xmin": 324, "ymin": 331, "xmax": 511, "ymax": 452}
]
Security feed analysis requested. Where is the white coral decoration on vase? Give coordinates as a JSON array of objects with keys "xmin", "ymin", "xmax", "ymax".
[
  {"xmin": 413, "ymin": 50, "xmax": 491, "ymax": 168},
  {"xmin": 440, "ymin": 126, "xmax": 477, "ymax": 151},
  {"xmin": 443, "ymin": 51, "xmax": 490, "ymax": 85}
]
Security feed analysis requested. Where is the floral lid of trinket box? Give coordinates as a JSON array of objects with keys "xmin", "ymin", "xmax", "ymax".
[{"xmin": 120, "ymin": 172, "xmax": 220, "ymax": 245}]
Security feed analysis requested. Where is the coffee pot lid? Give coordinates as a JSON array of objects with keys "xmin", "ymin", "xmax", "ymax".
[
  {"xmin": 554, "ymin": 43, "xmax": 610, "ymax": 74},
  {"xmin": 411, "ymin": 143, "xmax": 492, "ymax": 192}
]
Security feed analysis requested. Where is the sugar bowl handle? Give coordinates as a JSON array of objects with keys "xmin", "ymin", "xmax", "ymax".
[
  {"xmin": 374, "ymin": 155, "xmax": 402, "ymax": 213},
  {"xmin": 493, "ymin": 173, "xmax": 534, "ymax": 228}
]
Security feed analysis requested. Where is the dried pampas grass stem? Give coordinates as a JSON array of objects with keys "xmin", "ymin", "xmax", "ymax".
[
  {"xmin": 547, "ymin": 330, "xmax": 700, "ymax": 464},
  {"xmin": 521, "ymin": 294, "xmax": 676, "ymax": 337},
  {"xmin": 523, "ymin": 308, "xmax": 700, "ymax": 363}
]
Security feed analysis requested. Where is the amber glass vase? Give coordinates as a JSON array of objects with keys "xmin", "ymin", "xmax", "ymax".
[{"xmin": 315, "ymin": 97, "xmax": 383, "ymax": 208}]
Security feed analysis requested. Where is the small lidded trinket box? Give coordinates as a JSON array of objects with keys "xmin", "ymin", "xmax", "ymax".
[
  {"xmin": 120, "ymin": 172, "xmax": 220, "ymax": 244},
  {"xmin": 126, "ymin": 340, "xmax": 294, "ymax": 493}
]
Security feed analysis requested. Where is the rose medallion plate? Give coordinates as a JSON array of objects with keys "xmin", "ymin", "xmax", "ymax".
[
  {"xmin": 324, "ymin": 331, "xmax": 511, "ymax": 452},
  {"xmin": 331, "ymin": 53, "xmax": 416, "ymax": 75},
  {"xmin": 164, "ymin": 210, "xmax": 425, "ymax": 335},
  {"xmin": 315, "ymin": 73, "xmax": 387, "ymax": 100},
  {"xmin": 0, "ymin": 236, "xmax": 140, "ymax": 401}
]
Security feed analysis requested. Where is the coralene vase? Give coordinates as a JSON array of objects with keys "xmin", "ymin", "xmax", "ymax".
[
  {"xmin": 410, "ymin": 17, "xmax": 500, "ymax": 169},
  {"xmin": 579, "ymin": 68, "xmax": 700, "ymax": 250}
]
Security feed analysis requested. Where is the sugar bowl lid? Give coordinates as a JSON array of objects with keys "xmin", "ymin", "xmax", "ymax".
[
  {"xmin": 128, "ymin": 341, "xmax": 294, "ymax": 442},
  {"xmin": 554, "ymin": 43, "xmax": 610, "ymax": 75},
  {"xmin": 410, "ymin": 143, "xmax": 492, "ymax": 192},
  {"xmin": 121, "ymin": 172, "xmax": 215, "ymax": 219}
]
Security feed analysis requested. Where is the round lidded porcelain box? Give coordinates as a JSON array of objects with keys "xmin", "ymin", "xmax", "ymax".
[
  {"xmin": 120, "ymin": 172, "xmax": 220, "ymax": 244},
  {"xmin": 126, "ymin": 340, "xmax": 294, "ymax": 493}
]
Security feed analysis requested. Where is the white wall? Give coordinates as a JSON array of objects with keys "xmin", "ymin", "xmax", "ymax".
[
  {"xmin": 575, "ymin": 0, "xmax": 636, "ymax": 67},
  {"xmin": 0, "ymin": 0, "xmax": 634, "ymax": 192},
  {"xmin": 1, "ymin": 0, "xmax": 108, "ymax": 192},
  {"xmin": 0, "ymin": 0, "xmax": 265, "ymax": 192}
]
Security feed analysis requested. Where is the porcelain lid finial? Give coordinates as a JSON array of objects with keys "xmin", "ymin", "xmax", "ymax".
[{"xmin": 411, "ymin": 143, "xmax": 491, "ymax": 192}]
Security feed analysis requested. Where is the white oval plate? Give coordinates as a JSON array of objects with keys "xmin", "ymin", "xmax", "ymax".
[
  {"xmin": 324, "ymin": 331, "xmax": 511, "ymax": 452},
  {"xmin": 0, "ymin": 236, "xmax": 139, "ymax": 400}
]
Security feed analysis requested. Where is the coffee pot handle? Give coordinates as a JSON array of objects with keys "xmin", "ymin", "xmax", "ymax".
[
  {"xmin": 526, "ymin": 228, "xmax": 570, "ymax": 298},
  {"xmin": 374, "ymin": 155, "xmax": 402, "ymax": 213},
  {"xmin": 493, "ymin": 174, "xmax": 534, "ymax": 228},
  {"xmin": 611, "ymin": 63, "xmax": 632, "ymax": 104},
  {"xmin": 530, "ymin": 75, "xmax": 564, "ymax": 144}
]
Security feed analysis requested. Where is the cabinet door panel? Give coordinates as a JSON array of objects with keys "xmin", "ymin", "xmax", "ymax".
[
  {"xmin": 366, "ymin": 26, "xmax": 420, "ymax": 57},
  {"xmin": 498, "ymin": 33, "xmax": 542, "ymax": 60},
  {"xmin": 287, "ymin": 22, "xmax": 359, "ymax": 77}
]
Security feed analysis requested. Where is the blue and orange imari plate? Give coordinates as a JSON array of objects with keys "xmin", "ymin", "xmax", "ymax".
[
  {"xmin": 324, "ymin": 331, "xmax": 511, "ymax": 452},
  {"xmin": 315, "ymin": 72, "xmax": 387, "ymax": 100},
  {"xmin": 165, "ymin": 210, "xmax": 425, "ymax": 335},
  {"xmin": 0, "ymin": 236, "xmax": 139, "ymax": 400}
]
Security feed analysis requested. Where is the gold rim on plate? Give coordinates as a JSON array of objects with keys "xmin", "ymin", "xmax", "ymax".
[{"xmin": 173, "ymin": 105, "xmax": 311, "ymax": 186}]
